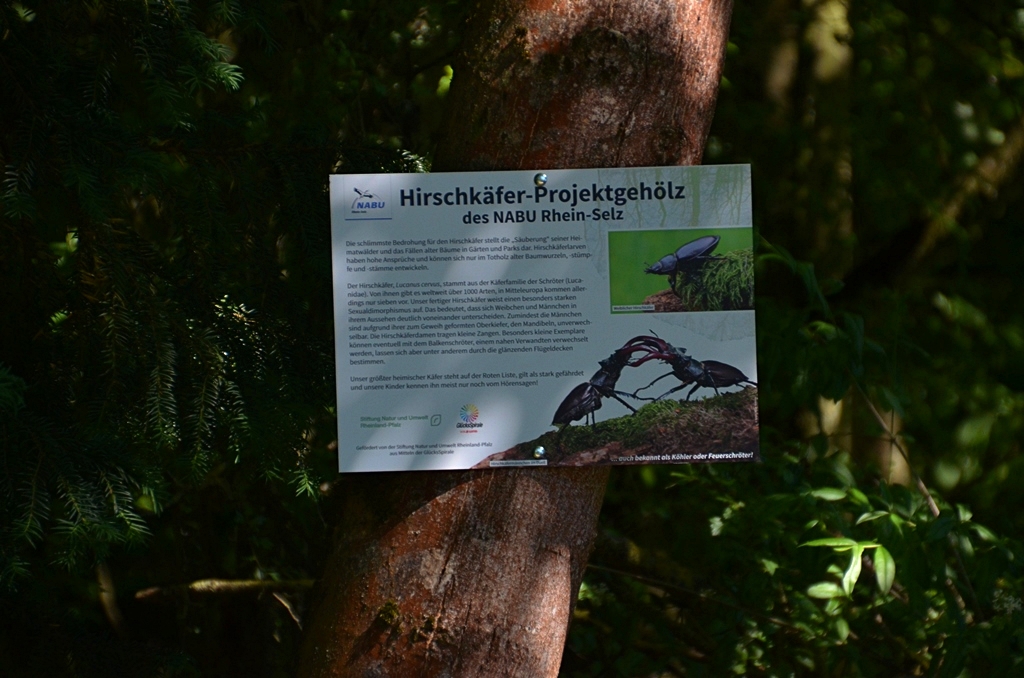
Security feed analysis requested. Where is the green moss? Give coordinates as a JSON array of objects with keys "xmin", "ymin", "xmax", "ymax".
[
  {"xmin": 523, "ymin": 399, "xmax": 694, "ymax": 457},
  {"xmin": 376, "ymin": 600, "xmax": 401, "ymax": 627},
  {"xmin": 677, "ymin": 248, "xmax": 754, "ymax": 310}
]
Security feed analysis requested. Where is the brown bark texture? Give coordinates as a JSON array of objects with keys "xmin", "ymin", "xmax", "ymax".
[
  {"xmin": 298, "ymin": 1, "xmax": 733, "ymax": 676},
  {"xmin": 435, "ymin": 0, "xmax": 734, "ymax": 171}
]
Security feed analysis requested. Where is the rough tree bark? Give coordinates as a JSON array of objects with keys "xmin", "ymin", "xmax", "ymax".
[{"xmin": 298, "ymin": 1, "xmax": 733, "ymax": 676}]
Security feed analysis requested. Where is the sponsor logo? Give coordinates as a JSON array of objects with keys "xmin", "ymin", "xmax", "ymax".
[{"xmin": 456, "ymin": 404, "xmax": 483, "ymax": 429}]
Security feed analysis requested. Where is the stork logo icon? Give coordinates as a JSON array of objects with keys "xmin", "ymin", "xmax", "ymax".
[
  {"xmin": 340, "ymin": 177, "xmax": 392, "ymax": 221},
  {"xmin": 351, "ymin": 188, "xmax": 385, "ymax": 212}
]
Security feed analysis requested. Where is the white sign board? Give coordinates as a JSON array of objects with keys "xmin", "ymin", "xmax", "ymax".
[{"xmin": 331, "ymin": 165, "xmax": 757, "ymax": 472}]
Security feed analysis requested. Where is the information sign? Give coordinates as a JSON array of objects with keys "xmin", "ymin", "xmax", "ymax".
[{"xmin": 331, "ymin": 165, "xmax": 757, "ymax": 471}]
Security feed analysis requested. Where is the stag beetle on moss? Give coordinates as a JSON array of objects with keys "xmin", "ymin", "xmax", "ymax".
[
  {"xmin": 551, "ymin": 336, "xmax": 664, "ymax": 428},
  {"xmin": 644, "ymin": 235, "xmax": 721, "ymax": 295}
]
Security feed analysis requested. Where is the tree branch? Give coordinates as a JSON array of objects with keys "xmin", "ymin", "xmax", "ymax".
[
  {"xmin": 911, "ymin": 113, "xmax": 1024, "ymax": 264},
  {"xmin": 134, "ymin": 578, "xmax": 314, "ymax": 604}
]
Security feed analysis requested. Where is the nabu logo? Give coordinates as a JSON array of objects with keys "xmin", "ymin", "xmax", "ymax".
[{"xmin": 352, "ymin": 188, "xmax": 385, "ymax": 213}]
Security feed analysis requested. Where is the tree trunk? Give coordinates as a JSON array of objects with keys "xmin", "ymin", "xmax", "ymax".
[{"xmin": 298, "ymin": 1, "xmax": 733, "ymax": 676}]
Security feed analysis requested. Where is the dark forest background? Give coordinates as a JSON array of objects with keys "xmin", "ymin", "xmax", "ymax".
[{"xmin": 2, "ymin": 1, "xmax": 1023, "ymax": 675}]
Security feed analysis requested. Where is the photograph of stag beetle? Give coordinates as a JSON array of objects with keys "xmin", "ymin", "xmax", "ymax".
[
  {"xmin": 645, "ymin": 234, "xmax": 722, "ymax": 295},
  {"xmin": 607, "ymin": 228, "xmax": 754, "ymax": 313},
  {"xmin": 551, "ymin": 334, "xmax": 757, "ymax": 430}
]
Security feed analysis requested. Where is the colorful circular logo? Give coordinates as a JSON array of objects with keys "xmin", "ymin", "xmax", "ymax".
[{"xmin": 459, "ymin": 404, "xmax": 479, "ymax": 424}]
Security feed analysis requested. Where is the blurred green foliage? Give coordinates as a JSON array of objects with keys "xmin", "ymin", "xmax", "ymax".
[
  {"xmin": 0, "ymin": 1, "xmax": 462, "ymax": 675},
  {"xmin": 1, "ymin": 0, "xmax": 1023, "ymax": 676},
  {"xmin": 566, "ymin": 1, "xmax": 1024, "ymax": 675}
]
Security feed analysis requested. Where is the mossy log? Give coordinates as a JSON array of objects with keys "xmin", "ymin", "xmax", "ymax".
[{"xmin": 477, "ymin": 388, "xmax": 759, "ymax": 467}]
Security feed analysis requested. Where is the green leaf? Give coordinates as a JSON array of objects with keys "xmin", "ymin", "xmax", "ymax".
[
  {"xmin": 847, "ymin": 487, "xmax": 870, "ymax": 507},
  {"xmin": 874, "ymin": 545, "xmax": 895, "ymax": 594},
  {"xmin": 802, "ymin": 537, "xmax": 858, "ymax": 551},
  {"xmin": 806, "ymin": 320, "xmax": 840, "ymax": 341},
  {"xmin": 842, "ymin": 545, "xmax": 864, "ymax": 596},
  {"xmin": 856, "ymin": 510, "xmax": 890, "ymax": 525},
  {"xmin": 807, "ymin": 582, "xmax": 846, "ymax": 599},
  {"xmin": 834, "ymin": 617, "xmax": 850, "ymax": 641},
  {"xmin": 888, "ymin": 513, "xmax": 913, "ymax": 533},
  {"xmin": 968, "ymin": 522, "xmax": 997, "ymax": 542},
  {"xmin": 926, "ymin": 512, "xmax": 957, "ymax": 542},
  {"xmin": 810, "ymin": 487, "xmax": 847, "ymax": 501}
]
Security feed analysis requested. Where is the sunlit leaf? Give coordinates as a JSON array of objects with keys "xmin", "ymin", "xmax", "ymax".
[
  {"xmin": 847, "ymin": 488, "xmax": 870, "ymax": 507},
  {"xmin": 803, "ymin": 537, "xmax": 857, "ymax": 551},
  {"xmin": 842, "ymin": 544, "xmax": 864, "ymax": 596},
  {"xmin": 835, "ymin": 617, "xmax": 850, "ymax": 641},
  {"xmin": 968, "ymin": 522, "xmax": 997, "ymax": 542},
  {"xmin": 856, "ymin": 510, "xmax": 890, "ymax": 524},
  {"xmin": 874, "ymin": 545, "xmax": 895, "ymax": 594},
  {"xmin": 807, "ymin": 582, "xmax": 846, "ymax": 599}
]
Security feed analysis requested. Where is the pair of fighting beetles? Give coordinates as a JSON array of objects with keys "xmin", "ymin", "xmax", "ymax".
[
  {"xmin": 552, "ymin": 334, "xmax": 756, "ymax": 428},
  {"xmin": 553, "ymin": 235, "xmax": 753, "ymax": 427}
]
